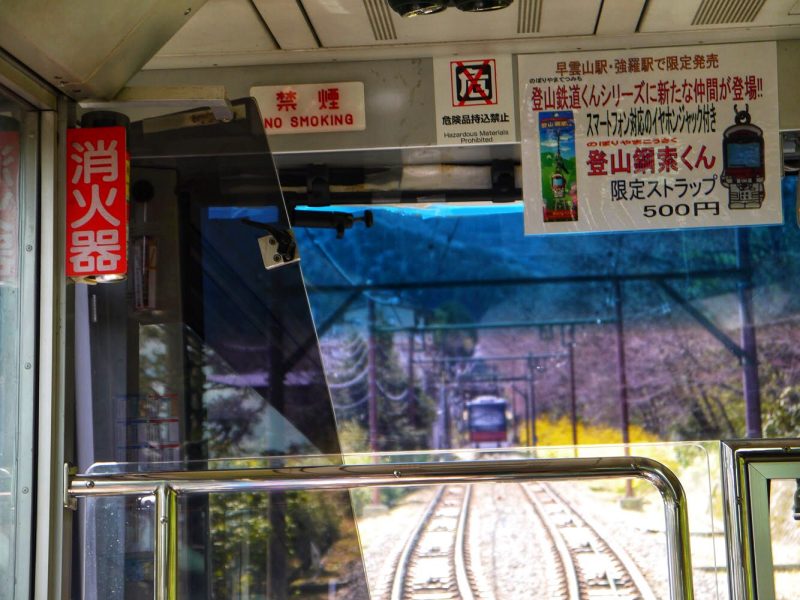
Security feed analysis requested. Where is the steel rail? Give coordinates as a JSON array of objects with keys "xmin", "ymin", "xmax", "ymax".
[
  {"xmin": 520, "ymin": 483, "xmax": 580, "ymax": 600},
  {"xmin": 453, "ymin": 485, "xmax": 475, "ymax": 600},
  {"xmin": 543, "ymin": 482, "xmax": 658, "ymax": 600},
  {"xmin": 66, "ymin": 456, "xmax": 694, "ymax": 600},
  {"xmin": 390, "ymin": 486, "xmax": 446, "ymax": 600}
]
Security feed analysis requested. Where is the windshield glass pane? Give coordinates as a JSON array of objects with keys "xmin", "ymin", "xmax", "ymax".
[{"xmin": 295, "ymin": 175, "xmax": 799, "ymax": 452}]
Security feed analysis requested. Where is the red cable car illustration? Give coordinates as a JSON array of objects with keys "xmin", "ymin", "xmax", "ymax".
[{"xmin": 721, "ymin": 104, "xmax": 765, "ymax": 209}]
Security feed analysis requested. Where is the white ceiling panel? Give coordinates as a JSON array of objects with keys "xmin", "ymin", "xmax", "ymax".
[
  {"xmin": 301, "ymin": 0, "xmax": 401, "ymax": 46},
  {"xmin": 143, "ymin": 0, "xmax": 800, "ymax": 70},
  {"xmin": 596, "ymin": 0, "xmax": 646, "ymax": 35},
  {"xmin": 640, "ymin": 0, "xmax": 800, "ymax": 32},
  {"xmin": 304, "ymin": 0, "xmax": 600, "ymax": 48},
  {"xmin": 538, "ymin": 0, "xmax": 603, "ymax": 36},
  {"xmin": 253, "ymin": 0, "xmax": 318, "ymax": 49},
  {"xmin": 0, "ymin": 0, "xmax": 208, "ymax": 98},
  {"xmin": 154, "ymin": 0, "xmax": 277, "ymax": 61}
]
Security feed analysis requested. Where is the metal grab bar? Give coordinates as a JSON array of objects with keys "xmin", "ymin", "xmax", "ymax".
[{"xmin": 66, "ymin": 456, "xmax": 694, "ymax": 600}]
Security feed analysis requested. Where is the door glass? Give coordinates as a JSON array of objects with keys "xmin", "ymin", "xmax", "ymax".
[
  {"xmin": 75, "ymin": 99, "xmax": 367, "ymax": 599},
  {"xmin": 0, "ymin": 90, "xmax": 33, "ymax": 600}
]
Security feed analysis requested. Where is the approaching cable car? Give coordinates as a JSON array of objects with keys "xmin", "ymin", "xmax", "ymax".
[
  {"xmin": 721, "ymin": 104, "xmax": 766, "ymax": 209},
  {"xmin": 464, "ymin": 396, "xmax": 510, "ymax": 447}
]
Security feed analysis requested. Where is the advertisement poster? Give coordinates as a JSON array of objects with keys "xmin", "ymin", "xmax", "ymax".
[
  {"xmin": 434, "ymin": 55, "xmax": 517, "ymax": 146},
  {"xmin": 519, "ymin": 42, "xmax": 782, "ymax": 234}
]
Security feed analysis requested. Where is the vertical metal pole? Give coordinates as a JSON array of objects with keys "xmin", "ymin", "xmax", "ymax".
[
  {"xmin": 367, "ymin": 299, "xmax": 380, "ymax": 502},
  {"xmin": 267, "ymin": 493, "xmax": 288, "ymax": 599},
  {"xmin": 614, "ymin": 281, "xmax": 633, "ymax": 497},
  {"xmin": 527, "ymin": 356, "xmax": 537, "ymax": 446},
  {"xmin": 736, "ymin": 229, "xmax": 761, "ymax": 438},
  {"xmin": 614, "ymin": 281, "xmax": 630, "ymax": 447},
  {"xmin": 567, "ymin": 333, "xmax": 578, "ymax": 449},
  {"xmin": 407, "ymin": 330, "xmax": 416, "ymax": 426},
  {"xmin": 368, "ymin": 299, "xmax": 379, "ymax": 453},
  {"xmin": 268, "ymin": 312, "xmax": 288, "ymax": 600},
  {"xmin": 523, "ymin": 370, "xmax": 531, "ymax": 446},
  {"xmin": 444, "ymin": 374, "xmax": 452, "ymax": 449},
  {"xmin": 155, "ymin": 484, "xmax": 178, "ymax": 600},
  {"xmin": 437, "ymin": 371, "xmax": 446, "ymax": 450}
]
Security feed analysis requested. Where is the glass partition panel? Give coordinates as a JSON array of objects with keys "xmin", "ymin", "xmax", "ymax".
[
  {"xmin": 74, "ymin": 99, "xmax": 367, "ymax": 599},
  {"xmin": 79, "ymin": 442, "xmax": 717, "ymax": 599},
  {"xmin": 0, "ymin": 88, "xmax": 35, "ymax": 600}
]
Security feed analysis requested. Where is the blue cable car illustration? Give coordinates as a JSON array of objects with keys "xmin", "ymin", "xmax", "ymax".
[{"xmin": 721, "ymin": 104, "xmax": 765, "ymax": 209}]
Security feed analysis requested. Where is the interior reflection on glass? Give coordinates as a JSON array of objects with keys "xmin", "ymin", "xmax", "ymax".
[
  {"xmin": 769, "ymin": 479, "xmax": 800, "ymax": 600},
  {"xmin": 75, "ymin": 100, "xmax": 367, "ymax": 599},
  {"xmin": 0, "ymin": 105, "xmax": 21, "ymax": 600}
]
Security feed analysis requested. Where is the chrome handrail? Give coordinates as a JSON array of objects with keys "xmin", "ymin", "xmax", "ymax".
[{"xmin": 66, "ymin": 456, "xmax": 694, "ymax": 600}]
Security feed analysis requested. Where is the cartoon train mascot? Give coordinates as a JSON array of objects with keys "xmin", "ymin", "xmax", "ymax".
[{"xmin": 721, "ymin": 104, "xmax": 765, "ymax": 209}]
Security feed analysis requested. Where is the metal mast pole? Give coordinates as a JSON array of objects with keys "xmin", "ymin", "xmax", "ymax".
[
  {"xmin": 737, "ymin": 229, "xmax": 761, "ymax": 438},
  {"xmin": 368, "ymin": 299, "xmax": 379, "ymax": 453},
  {"xmin": 407, "ymin": 330, "xmax": 416, "ymax": 426},
  {"xmin": 614, "ymin": 281, "xmax": 633, "ymax": 498}
]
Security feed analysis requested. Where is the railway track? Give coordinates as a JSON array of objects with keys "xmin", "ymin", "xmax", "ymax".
[
  {"xmin": 389, "ymin": 484, "xmax": 479, "ymax": 600},
  {"xmin": 520, "ymin": 482, "xmax": 658, "ymax": 600}
]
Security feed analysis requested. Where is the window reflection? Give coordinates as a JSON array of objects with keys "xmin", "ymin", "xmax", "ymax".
[
  {"xmin": 0, "ymin": 105, "xmax": 21, "ymax": 600},
  {"xmin": 75, "ymin": 100, "xmax": 367, "ymax": 599},
  {"xmin": 769, "ymin": 479, "xmax": 800, "ymax": 600}
]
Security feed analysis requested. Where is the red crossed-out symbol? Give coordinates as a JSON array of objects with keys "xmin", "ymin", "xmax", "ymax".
[{"xmin": 452, "ymin": 59, "xmax": 495, "ymax": 107}]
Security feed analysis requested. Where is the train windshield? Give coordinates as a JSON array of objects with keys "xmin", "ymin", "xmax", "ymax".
[
  {"xmin": 469, "ymin": 405, "xmax": 506, "ymax": 430},
  {"xmin": 727, "ymin": 141, "xmax": 762, "ymax": 167}
]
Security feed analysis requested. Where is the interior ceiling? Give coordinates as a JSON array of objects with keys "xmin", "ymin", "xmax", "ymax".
[{"xmin": 145, "ymin": 0, "xmax": 800, "ymax": 70}]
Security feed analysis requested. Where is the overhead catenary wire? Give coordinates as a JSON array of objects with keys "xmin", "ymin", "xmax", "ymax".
[
  {"xmin": 327, "ymin": 365, "xmax": 369, "ymax": 389},
  {"xmin": 377, "ymin": 381, "xmax": 410, "ymax": 402},
  {"xmin": 332, "ymin": 394, "xmax": 370, "ymax": 411},
  {"xmin": 324, "ymin": 347, "xmax": 369, "ymax": 378}
]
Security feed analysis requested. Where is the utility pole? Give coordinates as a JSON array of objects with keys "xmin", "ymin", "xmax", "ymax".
[
  {"xmin": 407, "ymin": 330, "xmax": 416, "ymax": 427},
  {"xmin": 368, "ymin": 299, "xmax": 378, "ymax": 453},
  {"xmin": 566, "ymin": 326, "xmax": 578, "ymax": 449},
  {"xmin": 367, "ymin": 299, "xmax": 380, "ymax": 503},
  {"xmin": 526, "ymin": 355, "xmax": 537, "ymax": 447},
  {"xmin": 437, "ymin": 370, "xmax": 446, "ymax": 450},
  {"xmin": 737, "ymin": 229, "xmax": 761, "ymax": 438},
  {"xmin": 614, "ymin": 281, "xmax": 633, "ymax": 499},
  {"xmin": 268, "ymin": 312, "xmax": 287, "ymax": 600}
]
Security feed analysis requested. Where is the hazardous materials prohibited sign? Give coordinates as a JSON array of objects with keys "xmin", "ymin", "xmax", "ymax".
[{"xmin": 434, "ymin": 55, "xmax": 516, "ymax": 146}]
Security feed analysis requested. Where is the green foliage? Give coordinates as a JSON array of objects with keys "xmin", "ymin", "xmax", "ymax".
[
  {"xmin": 764, "ymin": 385, "xmax": 800, "ymax": 437},
  {"xmin": 429, "ymin": 301, "xmax": 478, "ymax": 360},
  {"xmin": 208, "ymin": 488, "xmax": 358, "ymax": 598}
]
